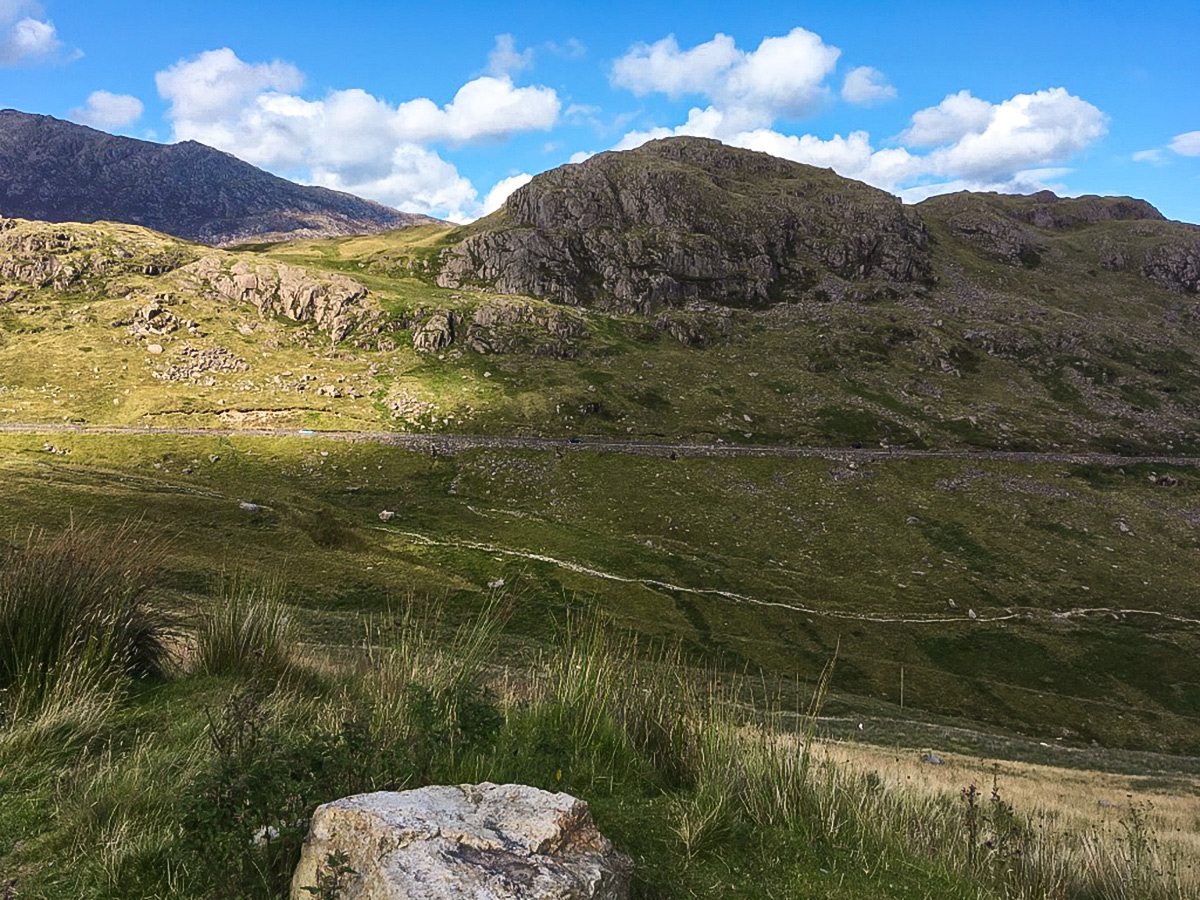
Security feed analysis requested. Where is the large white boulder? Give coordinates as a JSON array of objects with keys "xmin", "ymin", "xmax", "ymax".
[{"xmin": 290, "ymin": 783, "xmax": 633, "ymax": 900}]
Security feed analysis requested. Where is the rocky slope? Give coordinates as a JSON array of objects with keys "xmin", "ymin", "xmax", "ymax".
[
  {"xmin": 437, "ymin": 137, "xmax": 933, "ymax": 312},
  {"xmin": 436, "ymin": 137, "xmax": 1199, "ymax": 310},
  {"xmin": 0, "ymin": 109, "xmax": 436, "ymax": 246}
]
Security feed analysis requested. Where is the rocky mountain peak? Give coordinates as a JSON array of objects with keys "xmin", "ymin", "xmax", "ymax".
[
  {"xmin": 0, "ymin": 109, "xmax": 438, "ymax": 246},
  {"xmin": 437, "ymin": 137, "xmax": 933, "ymax": 312}
]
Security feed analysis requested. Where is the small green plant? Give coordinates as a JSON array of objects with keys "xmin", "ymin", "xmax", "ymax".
[{"xmin": 302, "ymin": 850, "xmax": 357, "ymax": 900}]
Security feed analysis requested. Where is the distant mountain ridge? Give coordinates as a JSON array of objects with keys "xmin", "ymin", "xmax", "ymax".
[{"xmin": 0, "ymin": 109, "xmax": 436, "ymax": 246}]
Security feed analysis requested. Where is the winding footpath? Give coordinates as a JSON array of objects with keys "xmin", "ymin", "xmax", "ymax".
[{"xmin": 6, "ymin": 420, "xmax": 1199, "ymax": 628}]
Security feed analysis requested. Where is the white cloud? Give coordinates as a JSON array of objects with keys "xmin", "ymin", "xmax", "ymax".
[
  {"xmin": 841, "ymin": 66, "xmax": 896, "ymax": 106},
  {"xmin": 311, "ymin": 145, "xmax": 479, "ymax": 223},
  {"xmin": 611, "ymin": 28, "xmax": 839, "ymax": 132},
  {"xmin": 901, "ymin": 89, "xmax": 994, "ymax": 147},
  {"xmin": 69, "ymin": 90, "xmax": 144, "ymax": 130},
  {"xmin": 568, "ymin": 150, "xmax": 594, "ymax": 164},
  {"xmin": 921, "ymin": 88, "xmax": 1107, "ymax": 182},
  {"xmin": 1133, "ymin": 148, "xmax": 1166, "ymax": 165},
  {"xmin": 481, "ymin": 172, "xmax": 533, "ymax": 215},
  {"xmin": 0, "ymin": 0, "xmax": 62, "ymax": 66},
  {"xmin": 611, "ymin": 32, "xmax": 740, "ymax": 99},
  {"xmin": 155, "ymin": 48, "xmax": 303, "ymax": 124},
  {"xmin": 155, "ymin": 47, "xmax": 561, "ymax": 220},
  {"xmin": 389, "ymin": 75, "xmax": 559, "ymax": 143},
  {"xmin": 613, "ymin": 85, "xmax": 1107, "ymax": 203},
  {"xmin": 1169, "ymin": 131, "xmax": 1200, "ymax": 157},
  {"xmin": 487, "ymin": 34, "xmax": 532, "ymax": 77}
]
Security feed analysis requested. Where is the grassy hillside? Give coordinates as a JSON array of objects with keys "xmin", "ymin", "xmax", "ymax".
[
  {"xmin": 1, "ymin": 516, "xmax": 1195, "ymax": 900},
  {"xmin": 2, "ymin": 432, "xmax": 1197, "ymax": 756}
]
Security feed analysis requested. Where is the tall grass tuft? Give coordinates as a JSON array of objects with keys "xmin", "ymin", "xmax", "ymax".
[
  {"xmin": 194, "ymin": 577, "xmax": 293, "ymax": 678},
  {"xmin": 361, "ymin": 593, "xmax": 511, "ymax": 777},
  {"xmin": 0, "ymin": 523, "xmax": 170, "ymax": 721}
]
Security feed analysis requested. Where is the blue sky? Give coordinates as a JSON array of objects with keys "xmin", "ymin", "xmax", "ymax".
[{"xmin": 2, "ymin": 0, "xmax": 1198, "ymax": 223}]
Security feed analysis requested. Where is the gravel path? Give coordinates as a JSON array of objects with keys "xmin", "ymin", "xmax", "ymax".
[{"xmin": 2, "ymin": 421, "xmax": 1199, "ymax": 467}]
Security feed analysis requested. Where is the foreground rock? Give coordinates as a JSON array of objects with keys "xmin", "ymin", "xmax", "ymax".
[{"xmin": 290, "ymin": 783, "xmax": 632, "ymax": 900}]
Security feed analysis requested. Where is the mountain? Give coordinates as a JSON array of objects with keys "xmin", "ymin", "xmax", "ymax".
[
  {"xmin": 436, "ymin": 137, "xmax": 1197, "ymax": 308},
  {"xmin": 0, "ymin": 109, "xmax": 436, "ymax": 246},
  {"xmin": 437, "ymin": 137, "xmax": 933, "ymax": 311}
]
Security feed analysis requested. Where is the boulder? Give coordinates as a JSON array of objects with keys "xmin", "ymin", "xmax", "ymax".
[
  {"xmin": 290, "ymin": 783, "xmax": 633, "ymax": 900},
  {"xmin": 412, "ymin": 310, "xmax": 456, "ymax": 352}
]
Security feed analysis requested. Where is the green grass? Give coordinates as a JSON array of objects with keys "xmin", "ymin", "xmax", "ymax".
[
  {"xmin": 2, "ymin": 582, "xmax": 1194, "ymax": 900},
  {"xmin": 7, "ymin": 210, "xmax": 1200, "ymax": 454},
  {"xmin": 1, "ymin": 433, "xmax": 1198, "ymax": 756},
  {"xmin": 194, "ymin": 577, "xmax": 294, "ymax": 679}
]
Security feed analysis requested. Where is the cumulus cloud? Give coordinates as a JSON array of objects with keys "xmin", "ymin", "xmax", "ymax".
[
  {"xmin": 0, "ymin": 0, "xmax": 63, "ymax": 66},
  {"xmin": 614, "ymin": 85, "xmax": 1108, "ymax": 202},
  {"xmin": 311, "ymin": 145, "xmax": 479, "ymax": 223},
  {"xmin": 155, "ymin": 47, "xmax": 561, "ymax": 220},
  {"xmin": 901, "ymin": 89, "xmax": 995, "ymax": 146},
  {"xmin": 611, "ymin": 28, "xmax": 840, "ymax": 131},
  {"xmin": 487, "ymin": 34, "xmax": 532, "ymax": 77},
  {"xmin": 156, "ymin": 48, "xmax": 303, "ymax": 124},
  {"xmin": 921, "ymin": 88, "xmax": 1107, "ymax": 182},
  {"xmin": 612, "ymin": 32, "xmax": 740, "ymax": 99},
  {"xmin": 69, "ymin": 90, "xmax": 144, "ymax": 130},
  {"xmin": 1169, "ymin": 131, "xmax": 1200, "ymax": 157},
  {"xmin": 841, "ymin": 66, "xmax": 896, "ymax": 106},
  {"xmin": 481, "ymin": 172, "xmax": 533, "ymax": 215}
]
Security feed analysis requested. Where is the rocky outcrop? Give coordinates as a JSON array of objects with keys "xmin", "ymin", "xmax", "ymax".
[
  {"xmin": 113, "ymin": 296, "xmax": 200, "ymax": 339},
  {"xmin": 1012, "ymin": 191, "xmax": 1164, "ymax": 229},
  {"xmin": 464, "ymin": 299, "xmax": 586, "ymax": 357},
  {"xmin": 176, "ymin": 255, "xmax": 377, "ymax": 342},
  {"xmin": 1141, "ymin": 233, "xmax": 1200, "ymax": 293},
  {"xmin": 291, "ymin": 783, "xmax": 633, "ymax": 900},
  {"xmin": 0, "ymin": 109, "xmax": 437, "ymax": 246},
  {"xmin": 437, "ymin": 138, "xmax": 932, "ymax": 312},
  {"xmin": 0, "ymin": 217, "xmax": 194, "ymax": 290},
  {"xmin": 412, "ymin": 311, "xmax": 456, "ymax": 352},
  {"xmin": 946, "ymin": 207, "xmax": 1046, "ymax": 267},
  {"xmin": 406, "ymin": 301, "xmax": 586, "ymax": 358},
  {"xmin": 917, "ymin": 194, "xmax": 1049, "ymax": 267}
]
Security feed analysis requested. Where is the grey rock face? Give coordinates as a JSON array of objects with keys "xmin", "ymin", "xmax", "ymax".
[
  {"xmin": 464, "ymin": 299, "xmax": 586, "ymax": 357},
  {"xmin": 412, "ymin": 310, "xmax": 456, "ymax": 352},
  {"xmin": 291, "ymin": 783, "xmax": 633, "ymax": 900},
  {"xmin": 176, "ymin": 255, "xmax": 377, "ymax": 342},
  {"xmin": 1141, "ymin": 234, "xmax": 1200, "ymax": 293},
  {"xmin": 1013, "ymin": 191, "xmax": 1164, "ymax": 229},
  {"xmin": 437, "ymin": 137, "xmax": 932, "ymax": 312}
]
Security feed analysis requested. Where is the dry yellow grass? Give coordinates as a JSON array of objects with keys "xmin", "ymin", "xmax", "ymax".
[{"xmin": 821, "ymin": 739, "xmax": 1200, "ymax": 890}]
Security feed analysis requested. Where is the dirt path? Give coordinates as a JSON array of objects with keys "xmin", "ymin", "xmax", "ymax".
[{"xmin": 3, "ymin": 421, "xmax": 1200, "ymax": 467}]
